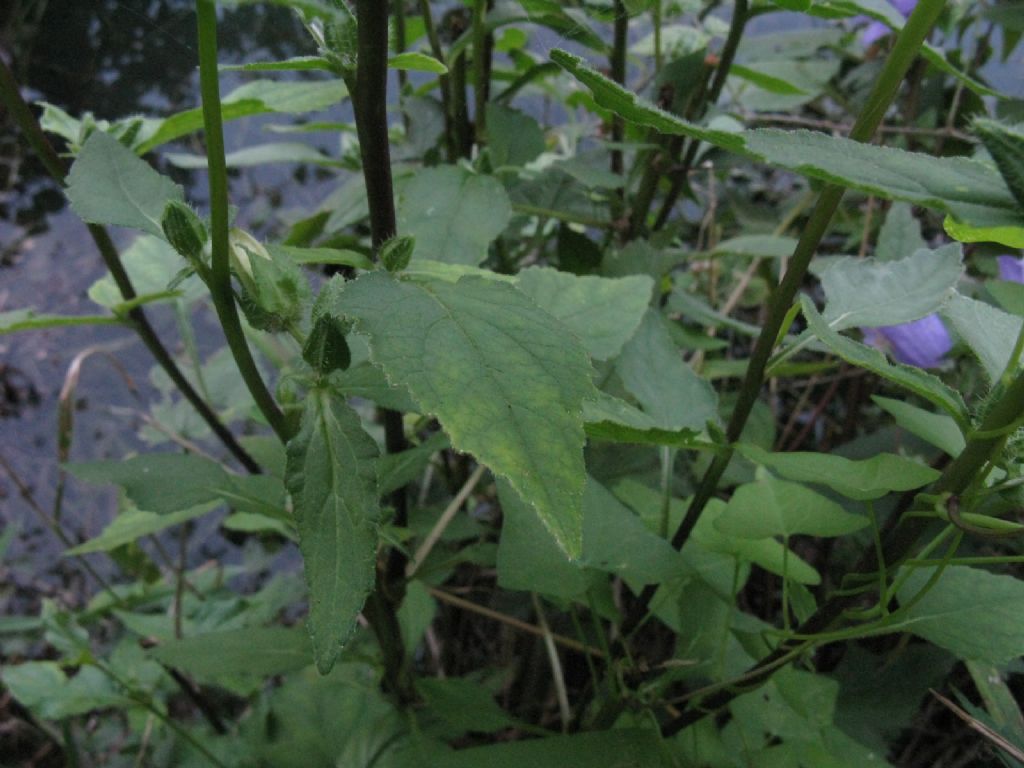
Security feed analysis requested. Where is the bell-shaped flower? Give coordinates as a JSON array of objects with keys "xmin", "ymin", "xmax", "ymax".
[
  {"xmin": 862, "ymin": 313, "xmax": 952, "ymax": 369},
  {"xmin": 997, "ymin": 254, "xmax": 1024, "ymax": 283}
]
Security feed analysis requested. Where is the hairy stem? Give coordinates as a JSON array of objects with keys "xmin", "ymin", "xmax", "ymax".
[
  {"xmin": 353, "ymin": 0, "xmax": 414, "ymax": 703},
  {"xmin": 0, "ymin": 56, "xmax": 260, "ymax": 473},
  {"xmin": 196, "ymin": 0, "xmax": 289, "ymax": 443}
]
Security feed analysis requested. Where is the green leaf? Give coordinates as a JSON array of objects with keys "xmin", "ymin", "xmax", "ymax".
[
  {"xmin": 389, "ymin": 51, "xmax": 448, "ymax": 74},
  {"xmin": 496, "ymin": 479, "xmax": 586, "ymax": 598},
  {"xmin": 897, "ymin": 566, "xmax": 1024, "ymax": 664},
  {"xmin": 711, "ymin": 235, "xmax": 799, "ymax": 259},
  {"xmin": 730, "ymin": 63, "xmax": 808, "ymax": 96},
  {"xmin": 876, "ymin": 202, "xmax": 926, "ymax": 262},
  {"xmin": 801, "ymin": 296, "xmax": 969, "ymax": 426},
  {"xmin": 694, "ymin": 500, "xmax": 821, "ymax": 585},
  {"xmin": 149, "ymin": 627, "xmax": 312, "ymax": 681},
  {"xmin": 430, "ymin": 729, "xmax": 665, "ymax": 767},
  {"xmin": 167, "ymin": 142, "xmax": 341, "ymax": 169},
  {"xmin": 0, "ymin": 309, "xmax": 122, "ymax": 334},
  {"xmin": 380, "ymin": 235, "xmax": 416, "ymax": 273},
  {"xmin": 821, "ymin": 245, "xmax": 962, "ymax": 330},
  {"xmin": 767, "ymin": 0, "xmax": 813, "ymax": 10},
  {"xmin": 326, "ymin": 272, "xmax": 593, "ymax": 558},
  {"xmin": 303, "ymin": 314, "xmax": 352, "ymax": 374},
  {"xmin": 285, "ymin": 390, "xmax": 381, "ymax": 674},
  {"xmin": 714, "ymin": 478, "xmax": 868, "ymax": 539},
  {"xmin": 67, "ymin": 454, "xmax": 230, "ymax": 514},
  {"xmin": 486, "ymin": 103, "xmax": 546, "ymax": 168},
  {"xmin": 974, "ymin": 118, "xmax": 1024, "ymax": 210},
  {"xmin": 580, "ymin": 477, "xmax": 692, "ymax": 587},
  {"xmin": 377, "ymin": 432, "xmax": 449, "ymax": 497},
  {"xmin": 417, "ymin": 677, "xmax": 519, "ymax": 733},
  {"xmin": 66, "ymin": 505, "xmax": 216, "ymax": 555},
  {"xmin": 989, "ymin": 280, "xmax": 1024, "ymax": 317},
  {"xmin": 267, "ymin": 243, "xmax": 374, "ymax": 270},
  {"xmin": 397, "ymin": 166, "xmax": 512, "ymax": 265},
  {"xmin": 582, "ymin": 391, "xmax": 710, "ymax": 448},
  {"xmin": 943, "ymin": 214, "xmax": 1024, "ymax": 249},
  {"xmin": 137, "ymin": 78, "xmax": 348, "ymax": 153},
  {"xmin": 872, "ymin": 396, "xmax": 965, "ymax": 457},
  {"xmin": 498, "ymin": 476, "xmax": 694, "ymax": 597},
  {"xmin": 515, "ymin": 267, "xmax": 653, "ymax": 360},
  {"xmin": 738, "ymin": 444, "xmax": 941, "ymax": 502},
  {"xmin": 943, "ymin": 294, "xmax": 1024, "ymax": 382},
  {"xmin": 615, "ymin": 310, "xmax": 719, "ymax": 432},
  {"xmin": 66, "ymin": 130, "xmax": 185, "ymax": 238},
  {"xmin": 221, "ymin": 55, "xmax": 333, "ymax": 72},
  {"xmin": 550, "ymin": 50, "xmax": 1021, "ymax": 229},
  {"xmin": 2, "ymin": 663, "xmax": 126, "ymax": 720},
  {"xmin": 89, "ymin": 235, "xmax": 204, "ymax": 309}
]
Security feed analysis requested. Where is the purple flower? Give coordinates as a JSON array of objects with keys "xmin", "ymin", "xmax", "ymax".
[
  {"xmin": 857, "ymin": 0, "xmax": 917, "ymax": 47},
  {"xmin": 862, "ymin": 314, "xmax": 953, "ymax": 369},
  {"xmin": 997, "ymin": 254, "xmax": 1024, "ymax": 283}
]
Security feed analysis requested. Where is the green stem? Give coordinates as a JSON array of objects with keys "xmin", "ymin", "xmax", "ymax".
[
  {"xmin": 0, "ymin": 55, "xmax": 260, "ymax": 474},
  {"xmin": 866, "ymin": 501, "xmax": 888, "ymax": 615},
  {"xmin": 98, "ymin": 660, "xmax": 228, "ymax": 768},
  {"xmin": 394, "ymin": 0, "xmax": 408, "ymax": 94},
  {"xmin": 196, "ymin": 0, "xmax": 289, "ymax": 444},
  {"xmin": 624, "ymin": 0, "xmax": 945, "ymax": 640},
  {"xmin": 472, "ymin": 0, "xmax": 488, "ymax": 146},
  {"xmin": 417, "ymin": 0, "xmax": 456, "ymax": 161},
  {"xmin": 651, "ymin": 0, "xmax": 748, "ymax": 231},
  {"xmin": 662, "ymin": 305, "xmax": 1024, "ymax": 738},
  {"xmin": 653, "ymin": 1, "xmax": 662, "ymax": 71}
]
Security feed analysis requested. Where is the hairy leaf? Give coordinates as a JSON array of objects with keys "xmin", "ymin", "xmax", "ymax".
[
  {"xmin": 68, "ymin": 454, "xmax": 230, "ymax": 514},
  {"xmin": 616, "ymin": 310, "xmax": 719, "ymax": 432},
  {"xmin": 550, "ymin": 50, "xmax": 1021, "ymax": 230},
  {"xmin": 943, "ymin": 294, "xmax": 1024, "ymax": 381},
  {"xmin": 516, "ymin": 267, "xmax": 653, "ymax": 360},
  {"xmin": 397, "ymin": 166, "xmax": 512, "ymax": 265},
  {"xmin": 67, "ymin": 131, "xmax": 184, "ymax": 237},
  {"xmin": 286, "ymin": 390, "xmax": 381, "ymax": 673},
  {"xmin": 327, "ymin": 272, "xmax": 593, "ymax": 557},
  {"xmin": 149, "ymin": 627, "xmax": 312, "ymax": 681},
  {"xmin": 821, "ymin": 245, "xmax": 962, "ymax": 330}
]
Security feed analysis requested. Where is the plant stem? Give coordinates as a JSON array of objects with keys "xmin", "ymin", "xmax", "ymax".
[
  {"xmin": 195, "ymin": 0, "xmax": 289, "ymax": 444},
  {"xmin": 653, "ymin": 0, "xmax": 663, "ymax": 71},
  {"xmin": 610, "ymin": 0, "xmax": 628, "ymax": 218},
  {"xmin": 0, "ymin": 56, "xmax": 260, "ymax": 474},
  {"xmin": 394, "ymin": 0, "xmax": 408, "ymax": 94},
  {"xmin": 621, "ymin": 0, "xmax": 945, "ymax": 640},
  {"xmin": 663, "ymin": 355, "xmax": 1024, "ymax": 734},
  {"xmin": 472, "ymin": 0, "xmax": 488, "ymax": 146},
  {"xmin": 353, "ymin": 0, "xmax": 414, "ymax": 703},
  {"xmin": 651, "ymin": 0, "xmax": 748, "ymax": 232},
  {"xmin": 417, "ymin": 0, "xmax": 456, "ymax": 161},
  {"xmin": 450, "ymin": 49, "xmax": 473, "ymax": 157}
]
